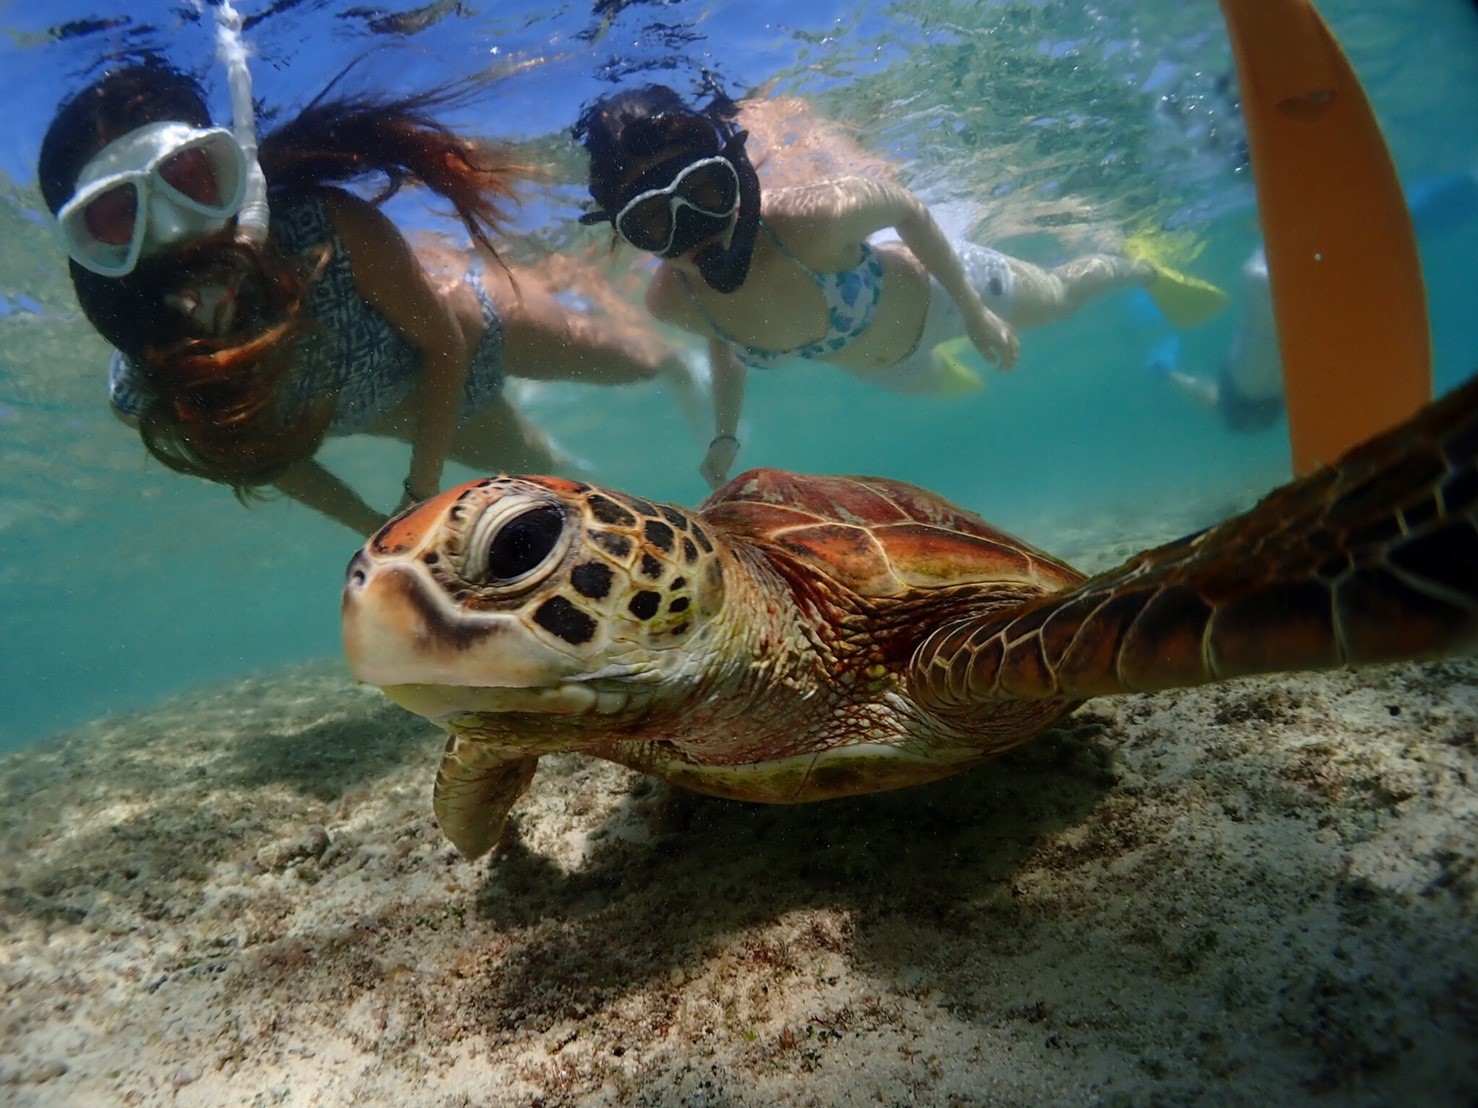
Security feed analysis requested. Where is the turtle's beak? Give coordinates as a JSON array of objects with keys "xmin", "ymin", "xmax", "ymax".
[
  {"xmin": 341, "ymin": 549, "xmax": 434, "ymax": 688},
  {"xmin": 341, "ymin": 543, "xmax": 589, "ymax": 701},
  {"xmin": 342, "ymin": 486, "xmax": 490, "ymax": 689}
]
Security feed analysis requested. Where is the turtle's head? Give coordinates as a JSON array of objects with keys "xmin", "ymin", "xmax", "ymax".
[{"xmin": 342, "ymin": 476, "xmax": 728, "ymax": 729}]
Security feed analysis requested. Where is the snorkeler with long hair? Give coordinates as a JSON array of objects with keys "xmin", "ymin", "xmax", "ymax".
[
  {"xmin": 576, "ymin": 84, "xmax": 1227, "ymax": 487},
  {"xmin": 41, "ymin": 52, "xmax": 698, "ymax": 534}
]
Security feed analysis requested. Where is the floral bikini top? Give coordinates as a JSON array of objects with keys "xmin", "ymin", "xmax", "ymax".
[{"xmin": 678, "ymin": 220, "xmax": 886, "ymax": 370}]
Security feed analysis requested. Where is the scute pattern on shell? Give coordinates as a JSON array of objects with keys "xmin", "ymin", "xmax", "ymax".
[{"xmin": 703, "ymin": 469, "xmax": 1083, "ymax": 598}]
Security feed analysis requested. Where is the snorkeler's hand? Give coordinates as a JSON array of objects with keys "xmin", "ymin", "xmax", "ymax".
[
  {"xmin": 966, "ymin": 308, "xmax": 1020, "ymax": 371},
  {"xmin": 398, "ymin": 477, "xmax": 438, "ymax": 514},
  {"xmin": 700, "ymin": 434, "xmax": 741, "ymax": 490}
]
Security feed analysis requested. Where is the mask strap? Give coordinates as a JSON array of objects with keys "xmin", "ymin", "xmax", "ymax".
[{"xmin": 214, "ymin": 0, "xmax": 269, "ymax": 245}]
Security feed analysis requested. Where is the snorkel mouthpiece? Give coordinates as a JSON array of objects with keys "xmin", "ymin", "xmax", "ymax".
[
  {"xmin": 693, "ymin": 127, "xmax": 760, "ymax": 293},
  {"xmin": 215, "ymin": 0, "xmax": 268, "ymax": 247}
]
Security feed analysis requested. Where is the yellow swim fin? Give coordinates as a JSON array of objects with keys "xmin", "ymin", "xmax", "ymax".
[
  {"xmin": 1124, "ymin": 229, "xmax": 1231, "ymax": 329},
  {"xmin": 1218, "ymin": 0, "xmax": 1431, "ymax": 475},
  {"xmin": 930, "ymin": 339, "xmax": 987, "ymax": 396}
]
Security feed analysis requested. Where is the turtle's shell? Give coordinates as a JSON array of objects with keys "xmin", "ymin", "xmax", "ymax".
[{"xmin": 702, "ymin": 469, "xmax": 1083, "ymax": 598}]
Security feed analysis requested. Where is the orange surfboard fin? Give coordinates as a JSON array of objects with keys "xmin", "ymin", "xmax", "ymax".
[{"xmin": 1217, "ymin": 0, "xmax": 1431, "ymax": 474}]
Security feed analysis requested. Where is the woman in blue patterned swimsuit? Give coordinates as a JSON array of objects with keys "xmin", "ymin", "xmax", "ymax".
[
  {"xmin": 578, "ymin": 87, "xmax": 1226, "ymax": 488},
  {"xmin": 41, "ymin": 64, "xmax": 694, "ymax": 533}
]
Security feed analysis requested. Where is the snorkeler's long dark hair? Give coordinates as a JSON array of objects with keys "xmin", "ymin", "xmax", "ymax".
[
  {"xmin": 40, "ymin": 62, "xmax": 531, "ymax": 494},
  {"xmin": 575, "ymin": 83, "xmax": 762, "ymax": 294},
  {"xmin": 259, "ymin": 79, "xmax": 524, "ymax": 259}
]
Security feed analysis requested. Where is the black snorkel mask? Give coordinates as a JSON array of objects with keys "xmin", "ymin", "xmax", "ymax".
[{"xmin": 583, "ymin": 124, "xmax": 761, "ymax": 294}]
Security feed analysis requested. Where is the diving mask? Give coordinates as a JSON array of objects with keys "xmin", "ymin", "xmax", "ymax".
[
  {"xmin": 55, "ymin": 122, "xmax": 250, "ymax": 278},
  {"xmin": 611, "ymin": 155, "xmax": 741, "ymax": 257}
]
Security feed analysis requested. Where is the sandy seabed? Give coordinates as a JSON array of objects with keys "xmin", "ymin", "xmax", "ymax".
[{"xmin": 3, "ymin": 512, "xmax": 1477, "ymax": 1107}]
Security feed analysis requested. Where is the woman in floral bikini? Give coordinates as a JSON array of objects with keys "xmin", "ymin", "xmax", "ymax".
[{"xmin": 577, "ymin": 84, "xmax": 1225, "ymax": 488}]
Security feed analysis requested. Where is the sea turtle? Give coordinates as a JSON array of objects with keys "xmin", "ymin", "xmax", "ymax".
[{"xmin": 343, "ymin": 375, "xmax": 1478, "ymax": 860}]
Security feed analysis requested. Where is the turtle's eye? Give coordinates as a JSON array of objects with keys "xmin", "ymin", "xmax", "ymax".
[
  {"xmin": 463, "ymin": 499, "xmax": 569, "ymax": 588},
  {"xmin": 487, "ymin": 506, "xmax": 564, "ymax": 580}
]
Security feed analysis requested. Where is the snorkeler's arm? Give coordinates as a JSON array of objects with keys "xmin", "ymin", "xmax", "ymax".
[
  {"xmin": 105, "ymin": 373, "xmax": 383, "ymax": 531},
  {"xmin": 327, "ymin": 192, "xmax": 472, "ymax": 503},
  {"xmin": 798, "ymin": 177, "xmax": 1020, "ymax": 369},
  {"xmin": 885, "ymin": 186, "xmax": 1019, "ymax": 369},
  {"xmin": 639, "ymin": 266, "xmax": 743, "ymax": 486},
  {"xmin": 701, "ymin": 339, "xmax": 745, "ymax": 489},
  {"xmin": 646, "ymin": 270, "xmax": 746, "ymax": 488},
  {"xmin": 274, "ymin": 458, "xmax": 389, "ymax": 535}
]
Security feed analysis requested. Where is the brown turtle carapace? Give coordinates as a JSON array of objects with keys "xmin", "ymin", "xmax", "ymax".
[{"xmin": 343, "ymin": 375, "xmax": 1478, "ymax": 859}]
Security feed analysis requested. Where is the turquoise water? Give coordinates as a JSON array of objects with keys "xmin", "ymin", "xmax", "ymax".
[{"xmin": 1, "ymin": 0, "xmax": 1476, "ymax": 752}]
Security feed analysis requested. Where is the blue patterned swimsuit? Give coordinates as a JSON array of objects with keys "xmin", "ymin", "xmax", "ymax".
[
  {"xmin": 678, "ymin": 220, "xmax": 885, "ymax": 370},
  {"xmin": 108, "ymin": 190, "xmax": 506, "ymax": 434}
]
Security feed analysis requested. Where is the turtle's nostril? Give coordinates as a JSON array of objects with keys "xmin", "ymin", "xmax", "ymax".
[{"xmin": 345, "ymin": 550, "xmax": 371, "ymax": 591}]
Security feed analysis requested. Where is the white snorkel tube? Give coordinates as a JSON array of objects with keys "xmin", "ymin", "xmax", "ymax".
[{"xmin": 214, "ymin": 0, "xmax": 269, "ymax": 245}]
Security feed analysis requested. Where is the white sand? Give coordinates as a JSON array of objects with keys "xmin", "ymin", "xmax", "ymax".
[{"xmin": 3, "ymin": 649, "xmax": 1476, "ymax": 1106}]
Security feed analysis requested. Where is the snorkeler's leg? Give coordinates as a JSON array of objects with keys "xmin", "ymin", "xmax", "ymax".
[
  {"xmin": 1001, "ymin": 253, "xmax": 1153, "ymax": 329},
  {"xmin": 496, "ymin": 276, "xmax": 712, "ymax": 440},
  {"xmin": 498, "ymin": 278, "xmax": 671, "ymax": 384},
  {"xmin": 447, "ymin": 395, "xmax": 571, "ymax": 474},
  {"xmin": 998, "ymin": 245, "xmax": 1227, "ymax": 331},
  {"xmin": 365, "ymin": 395, "xmax": 584, "ymax": 479},
  {"xmin": 846, "ymin": 286, "xmax": 983, "ymax": 397}
]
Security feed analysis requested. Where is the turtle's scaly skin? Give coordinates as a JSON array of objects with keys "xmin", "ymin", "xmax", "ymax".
[
  {"xmin": 911, "ymin": 370, "xmax": 1478, "ymax": 710},
  {"xmin": 343, "ymin": 375, "xmax": 1478, "ymax": 859}
]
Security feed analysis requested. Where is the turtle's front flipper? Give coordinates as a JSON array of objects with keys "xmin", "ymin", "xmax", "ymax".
[
  {"xmin": 432, "ymin": 734, "xmax": 538, "ymax": 859},
  {"xmin": 913, "ymin": 374, "xmax": 1478, "ymax": 709}
]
